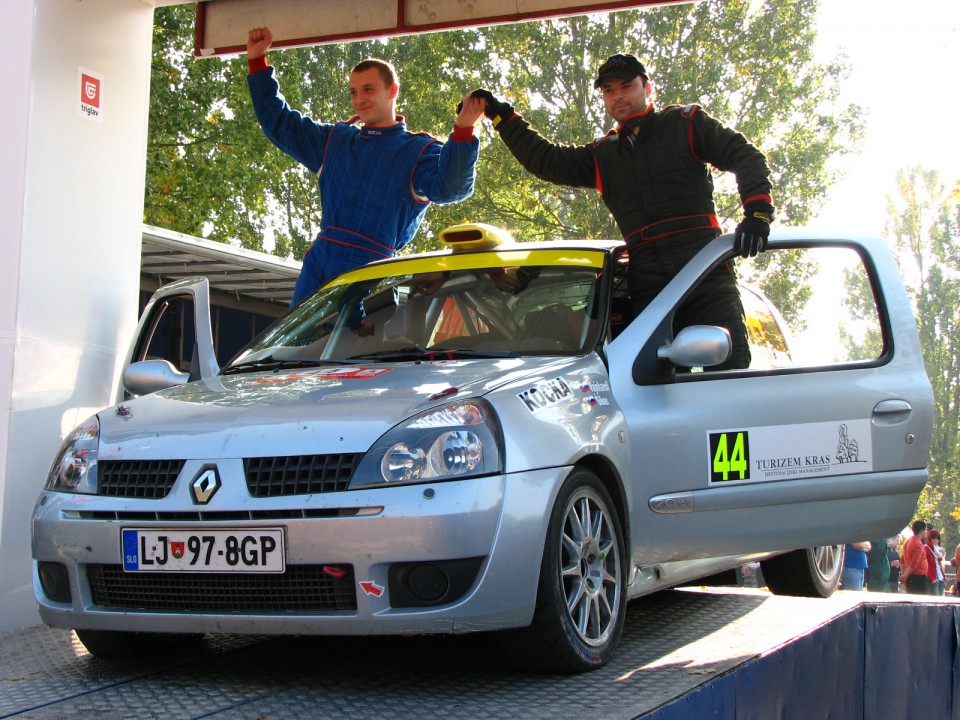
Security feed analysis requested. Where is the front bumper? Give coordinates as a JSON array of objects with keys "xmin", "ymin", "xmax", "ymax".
[{"xmin": 32, "ymin": 466, "xmax": 568, "ymax": 636}]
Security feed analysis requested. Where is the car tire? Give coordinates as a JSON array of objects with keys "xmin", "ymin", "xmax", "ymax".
[
  {"xmin": 760, "ymin": 544, "xmax": 844, "ymax": 598},
  {"xmin": 498, "ymin": 468, "xmax": 626, "ymax": 673},
  {"xmin": 74, "ymin": 629, "xmax": 205, "ymax": 658}
]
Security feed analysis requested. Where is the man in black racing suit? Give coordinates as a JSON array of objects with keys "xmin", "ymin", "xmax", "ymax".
[{"xmin": 475, "ymin": 53, "xmax": 775, "ymax": 369}]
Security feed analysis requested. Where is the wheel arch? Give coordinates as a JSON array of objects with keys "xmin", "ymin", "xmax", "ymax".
[{"xmin": 573, "ymin": 455, "xmax": 630, "ymax": 552}]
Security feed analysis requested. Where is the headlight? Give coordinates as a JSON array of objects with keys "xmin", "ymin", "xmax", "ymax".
[
  {"xmin": 350, "ymin": 400, "xmax": 503, "ymax": 488},
  {"xmin": 44, "ymin": 416, "xmax": 99, "ymax": 494}
]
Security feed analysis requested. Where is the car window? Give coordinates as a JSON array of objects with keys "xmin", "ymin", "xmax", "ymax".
[
  {"xmin": 774, "ymin": 245, "xmax": 885, "ymax": 367},
  {"xmin": 740, "ymin": 284, "xmax": 792, "ymax": 369},
  {"xmin": 229, "ymin": 263, "xmax": 603, "ymax": 368},
  {"xmin": 718, "ymin": 245, "xmax": 885, "ymax": 372},
  {"xmin": 430, "ymin": 296, "xmax": 495, "ymax": 346},
  {"xmin": 611, "ymin": 245, "xmax": 886, "ymax": 374},
  {"xmin": 131, "ymin": 295, "xmax": 197, "ymax": 372}
]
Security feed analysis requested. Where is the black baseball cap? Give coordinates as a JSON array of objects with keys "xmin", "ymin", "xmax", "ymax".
[{"xmin": 594, "ymin": 53, "xmax": 648, "ymax": 88}]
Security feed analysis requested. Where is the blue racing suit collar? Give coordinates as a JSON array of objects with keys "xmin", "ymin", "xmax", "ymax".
[{"xmin": 353, "ymin": 115, "xmax": 407, "ymax": 139}]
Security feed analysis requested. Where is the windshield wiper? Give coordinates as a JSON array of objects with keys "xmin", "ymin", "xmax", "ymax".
[
  {"xmin": 429, "ymin": 348, "xmax": 519, "ymax": 359},
  {"xmin": 222, "ymin": 357, "xmax": 358, "ymax": 375},
  {"xmin": 347, "ymin": 347, "xmax": 517, "ymax": 362}
]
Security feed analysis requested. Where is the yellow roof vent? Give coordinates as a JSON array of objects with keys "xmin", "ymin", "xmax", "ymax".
[{"xmin": 439, "ymin": 223, "xmax": 515, "ymax": 251}]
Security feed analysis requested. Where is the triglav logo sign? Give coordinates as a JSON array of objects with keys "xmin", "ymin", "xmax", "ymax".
[{"xmin": 78, "ymin": 67, "xmax": 103, "ymax": 122}]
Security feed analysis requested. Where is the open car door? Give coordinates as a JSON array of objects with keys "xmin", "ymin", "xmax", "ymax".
[
  {"xmin": 117, "ymin": 277, "xmax": 220, "ymax": 401},
  {"xmin": 606, "ymin": 232, "xmax": 933, "ymax": 567}
]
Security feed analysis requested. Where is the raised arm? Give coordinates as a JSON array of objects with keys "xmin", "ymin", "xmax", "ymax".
[
  {"xmin": 411, "ymin": 93, "xmax": 482, "ymax": 205},
  {"xmin": 688, "ymin": 107, "xmax": 775, "ymax": 258},
  {"xmin": 245, "ymin": 26, "xmax": 330, "ymax": 174},
  {"xmin": 474, "ymin": 89, "xmax": 596, "ymax": 189},
  {"xmin": 247, "ymin": 26, "xmax": 273, "ymax": 59}
]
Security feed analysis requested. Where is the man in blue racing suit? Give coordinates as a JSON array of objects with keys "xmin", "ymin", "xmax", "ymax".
[{"xmin": 247, "ymin": 27, "xmax": 484, "ymax": 307}]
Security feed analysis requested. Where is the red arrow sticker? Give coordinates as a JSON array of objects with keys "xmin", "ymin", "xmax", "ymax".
[{"xmin": 359, "ymin": 580, "xmax": 384, "ymax": 597}]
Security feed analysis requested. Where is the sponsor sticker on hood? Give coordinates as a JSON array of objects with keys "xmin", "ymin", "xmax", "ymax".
[{"xmin": 251, "ymin": 367, "xmax": 391, "ymax": 385}]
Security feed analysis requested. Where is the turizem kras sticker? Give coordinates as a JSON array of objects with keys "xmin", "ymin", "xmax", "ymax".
[{"xmin": 707, "ymin": 420, "xmax": 872, "ymax": 483}]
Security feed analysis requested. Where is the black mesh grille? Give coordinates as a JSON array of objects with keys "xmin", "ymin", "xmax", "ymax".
[
  {"xmin": 87, "ymin": 564, "xmax": 357, "ymax": 612},
  {"xmin": 244, "ymin": 454, "xmax": 362, "ymax": 496},
  {"xmin": 98, "ymin": 460, "xmax": 185, "ymax": 499}
]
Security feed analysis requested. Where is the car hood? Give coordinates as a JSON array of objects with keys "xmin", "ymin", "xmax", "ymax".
[{"xmin": 99, "ymin": 358, "xmax": 561, "ymax": 459}]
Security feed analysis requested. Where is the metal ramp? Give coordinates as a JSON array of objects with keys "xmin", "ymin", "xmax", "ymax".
[{"xmin": 2, "ymin": 588, "xmax": 957, "ymax": 720}]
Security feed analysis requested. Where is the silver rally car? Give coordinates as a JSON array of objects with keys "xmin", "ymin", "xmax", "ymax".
[{"xmin": 32, "ymin": 224, "xmax": 933, "ymax": 672}]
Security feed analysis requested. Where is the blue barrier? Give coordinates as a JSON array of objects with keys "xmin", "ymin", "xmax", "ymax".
[{"xmin": 640, "ymin": 602, "xmax": 960, "ymax": 719}]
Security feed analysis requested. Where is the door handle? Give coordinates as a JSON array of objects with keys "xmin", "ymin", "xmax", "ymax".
[{"xmin": 872, "ymin": 399, "xmax": 912, "ymax": 423}]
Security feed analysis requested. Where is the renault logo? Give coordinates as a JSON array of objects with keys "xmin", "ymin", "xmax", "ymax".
[{"xmin": 191, "ymin": 467, "xmax": 220, "ymax": 505}]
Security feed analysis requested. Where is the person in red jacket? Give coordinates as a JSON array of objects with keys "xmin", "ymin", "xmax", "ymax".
[{"xmin": 899, "ymin": 519, "xmax": 930, "ymax": 595}]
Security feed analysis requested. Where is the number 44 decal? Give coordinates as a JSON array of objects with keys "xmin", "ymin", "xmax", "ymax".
[{"xmin": 709, "ymin": 431, "xmax": 750, "ymax": 482}]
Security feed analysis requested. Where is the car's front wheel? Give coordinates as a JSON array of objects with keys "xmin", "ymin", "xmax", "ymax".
[
  {"xmin": 499, "ymin": 468, "xmax": 627, "ymax": 673},
  {"xmin": 760, "ymin": 544, "xmax": 844, "ymax": 598},
  {"xmin": 74, "ymin": 629, "xmax": 205, "ymax": 658}
]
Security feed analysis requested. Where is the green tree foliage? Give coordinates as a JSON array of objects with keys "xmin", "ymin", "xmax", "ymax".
[
  {"xmin": 470, "ymin": 0, "xmax": 861, "ymax": 326},
  {"xmin": 474, "ymin": 0, "xmax": 862, "ymax": 239},
  {"xmin": 146, "ymin": 0, "xmax": 862, "ymax": 302},
  {"xmin": 147, "ymin": 8, "xmax": 281, "ymax": 251},
  {"xmin": 838, "ymin": 255, "xmax": 884, "ymax": 359},
  {"xmin": 877, "ymin": 166, "xmax": 960, "ymax": 549}
]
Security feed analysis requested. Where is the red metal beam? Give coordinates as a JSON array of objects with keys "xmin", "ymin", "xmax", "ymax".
[{"xmin": 194, "ymin": 0, "xmax": 691, "ymax": 58}]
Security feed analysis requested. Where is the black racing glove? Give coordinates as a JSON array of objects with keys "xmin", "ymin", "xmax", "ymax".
[
  {"xmin": 471, "ymin": 89, "xmax": 514, "ymax": 129},
  {"xmin": 733, "ymin": 203, "xmax": 774, "ymax": 258}
]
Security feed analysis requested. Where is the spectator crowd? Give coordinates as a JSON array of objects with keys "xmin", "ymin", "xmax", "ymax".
[{"xmin": 842, "ymin": 521, "xmax": 959, "ymax": 596}]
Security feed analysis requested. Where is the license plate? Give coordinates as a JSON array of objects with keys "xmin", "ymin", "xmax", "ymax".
[{"xmin": 121, "ymin": 528, "xmax": 285, "ymax": 573}]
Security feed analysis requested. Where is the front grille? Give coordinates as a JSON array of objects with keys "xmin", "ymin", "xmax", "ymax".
[
  {"xmin": 244, "ymin": 454, "xmax": 362, "ymax": 496},
  {"xmin": 98, "ymin": 460, "xmax": 185, "ymax": 499},
  {"xmin": 87, "ymin": 564, "xmax": 357, "ymax": 612},
  {"xmin": 95, "ymin": 454, "xmax": 362, "ymax": 500},
  {"xmin": 77, "ymin": 508, "xmax": 364, "ymax": 521}
]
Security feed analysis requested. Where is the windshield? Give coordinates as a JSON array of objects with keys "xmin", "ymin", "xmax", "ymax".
[{"xmin": 227, "ymin": 258, "xmax": 604, "ymax": 371}]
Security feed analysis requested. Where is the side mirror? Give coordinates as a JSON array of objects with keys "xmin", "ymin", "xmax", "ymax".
[
  {"xmin": 657, "ymin": 325, "xmax": 732, "ymax": 368},
  {"xmin": 122, "ymin": 359, "xmax": 190, "ymax": 397}
]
